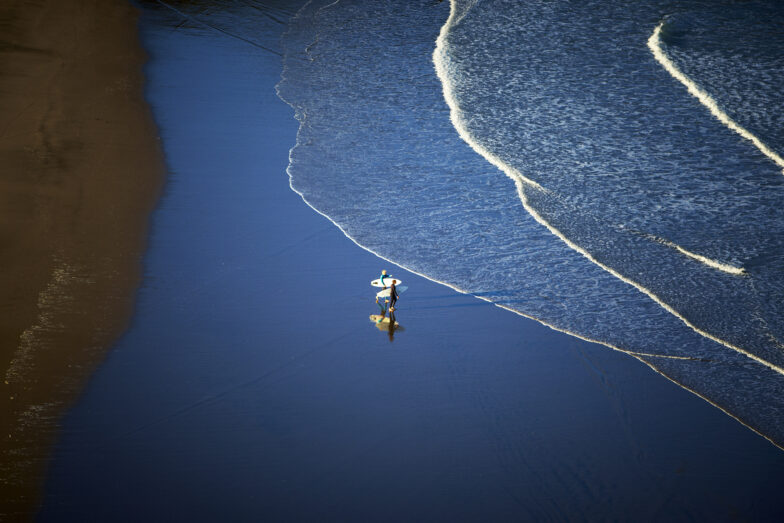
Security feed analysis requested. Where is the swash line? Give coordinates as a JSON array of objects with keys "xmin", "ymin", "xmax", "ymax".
[
  {"xmin": 432, "ymin": 1, "xmax": 784, "ymax": 377},
  {"xmin": 648, "ymin": 23, "xmax": 784, "ymax": 175},
  {"xmin": 657, "ymin": 238, "xmax": 744, "ymax": 275},
  {"xmin": 276, "ymin": 0, "xmax": 784, "ymax": 447},
  {"xmin": 623, "ymin": 227, "xmax": 746, "ymax": 275},
  {"xmin": 635, "ymin": 354, "xmax": 784, "ymax": 451},
  {"xmin": 277, "ymin": 48, "xmax": 700, "ymax": 363},
  {"xmin": 278, "ymin": 60, "xmax": 723, "ymax": 365}
]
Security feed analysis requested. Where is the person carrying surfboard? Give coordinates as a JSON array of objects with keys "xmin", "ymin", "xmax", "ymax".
[
  {"xmin": 389, "ymin": 281, "xmax": 399, "ymax": 312},
  {"xmin": 379, "ymin": 269, "xmax": 392, "ymax": 289}
]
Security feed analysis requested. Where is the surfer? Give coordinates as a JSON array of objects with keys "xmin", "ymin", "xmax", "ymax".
[
  {"xmin": 389, "ymin": 281, "xmax": 399, "ymax": 312},
  {"xmin": 379, "ymin": 269, "xmax": 391, "ymax": 288}
]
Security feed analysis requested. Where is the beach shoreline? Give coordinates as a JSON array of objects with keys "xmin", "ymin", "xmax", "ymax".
[
  {"xmin": 37, "ymin": 2, "xmax": 784, "ymax": 520},
  {"xmin": 0, "ymin": 0, "xmax": 164, "ymax": 516}
]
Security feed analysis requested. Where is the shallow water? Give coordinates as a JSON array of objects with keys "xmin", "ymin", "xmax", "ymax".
[{"xmin": 278, "ymin": 0, "xmax": 784, "ymax": 444}]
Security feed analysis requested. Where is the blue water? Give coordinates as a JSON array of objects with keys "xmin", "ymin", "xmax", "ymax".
[
  {"xmin": 277, "ymin": 0, "xmax": 784, "ymax": 445},
  {"xmin": 34, "ymin": 1, "xmax": 784, "ymax": 519}
]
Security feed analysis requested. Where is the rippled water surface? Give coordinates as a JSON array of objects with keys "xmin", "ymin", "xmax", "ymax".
[{"xmin": 278, "ymin": 0, "xmax": 784, "ymax": 444}]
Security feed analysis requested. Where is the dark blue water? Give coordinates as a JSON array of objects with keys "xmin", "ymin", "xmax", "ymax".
[{"xmin": 278, "ymin": 0, "xmax": 784, "ymax": 445}]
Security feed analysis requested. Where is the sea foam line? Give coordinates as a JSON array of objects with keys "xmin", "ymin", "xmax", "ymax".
[
  {"xmin": 635, "ymin": 355, "xmax": 784, "ymax": 451},
  {"xmin": 667, "ymin": 242, "xmax": 745, "ymax": 275},
  {"xmin": 624, "ymin": 227, "xmax": 746, "ymax": 275},
  {"xmin": 429, "ymin": 3, "xmax": 544, "ymax": 192},
  {"xmin": 276, "ymin": 3, "xmax": 700, "ymax": 365},
  {"xmin": 648, "ymin": 23, "xmax": 784, "ymax": 175},
  {"xmin": 277, "ymin": 0, "xmax": 784, "ymax": 450},
  {"xmin": 432, "ymin": 1, "xmax": 784, "ymax": 377}
]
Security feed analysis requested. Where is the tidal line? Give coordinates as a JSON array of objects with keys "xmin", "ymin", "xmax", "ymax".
[
  {"xmin": 432, "ymin": 1, "xmax": 784, "ymax": 377},
  {"xmin": 648, "ymin": 23, "xmax": 784, "ymax": 175}
]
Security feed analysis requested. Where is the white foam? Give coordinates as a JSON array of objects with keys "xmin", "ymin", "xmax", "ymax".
[
  {"xmin": 431, "ymin": 3, "xmax": 545, "ymax": 193},
  {"xmin": 276, "ymin": 0, "xmax": 784, "ymax": 449},
  {"xmin": 277, "ymin": 8, "xmax": 695, "ymax": 365},
  {"xmin": 638, "ymin": 230, "xmax": 746, "ymax": 275},
  {"xmin": 432, "ymin": 1, "xmax": 783, "ymax": 376},
  {"xmin": 648, "ymin": 23, "xmax": 784, "ymax": 175}
]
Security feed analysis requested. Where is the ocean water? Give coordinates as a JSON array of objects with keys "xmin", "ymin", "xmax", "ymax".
[{"xmin": 277, "ymin": 0, "xmax": 784, "ymax": 445}]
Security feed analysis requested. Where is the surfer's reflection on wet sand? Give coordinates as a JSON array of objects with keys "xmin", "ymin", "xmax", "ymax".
[
  {"xmin": 370, "ymin": 302, "xmax": 404, "ymax": 342},
  {"xmin": 387, "ymin": 310, "xmax": 397, "ymax": 342}
]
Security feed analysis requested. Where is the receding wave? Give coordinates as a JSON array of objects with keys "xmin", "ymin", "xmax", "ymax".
[
  {"xmin": 278, "ymin": 0, "xmax": 784, "ymax": 446},
  {"xmin": 433, "ymin": 0, "xmax": 779, "ymax": 374},
  {"xmin": 648, "ymin": 22, "xmax": 784, "ymax": 175}
]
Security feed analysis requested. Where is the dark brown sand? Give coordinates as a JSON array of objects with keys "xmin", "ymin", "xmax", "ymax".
[{"xmin": 0, "ymin": 0, "xmax": 163, "ymax": 516}]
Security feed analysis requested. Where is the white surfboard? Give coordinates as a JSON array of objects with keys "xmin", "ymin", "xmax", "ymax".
[
  {"xmin": 371, "ymin": 277, "xmax": 402, "ymax": 287},
  {"xmin": 376, "ymin": 285, "xmax": 407, "ymax": 298}
]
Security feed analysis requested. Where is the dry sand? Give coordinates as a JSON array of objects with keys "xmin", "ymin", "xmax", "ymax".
[{"xmin": 0, "ymin": 0, "xmax": 164, "ymax": 516}]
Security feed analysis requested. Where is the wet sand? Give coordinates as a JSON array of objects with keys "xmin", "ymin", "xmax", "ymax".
[
  {"xmin": 36, "ymin": 3, "xmax": 784, "ymax": 521},
  {"xmin": 0, "ymin": 0, "xmax": 163, "ymax": 517}
]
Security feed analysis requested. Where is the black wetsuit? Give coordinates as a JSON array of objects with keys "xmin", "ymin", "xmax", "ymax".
[{"xmin": 389, "ymin": 284, "xmax": 398, "ymax": 308}]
